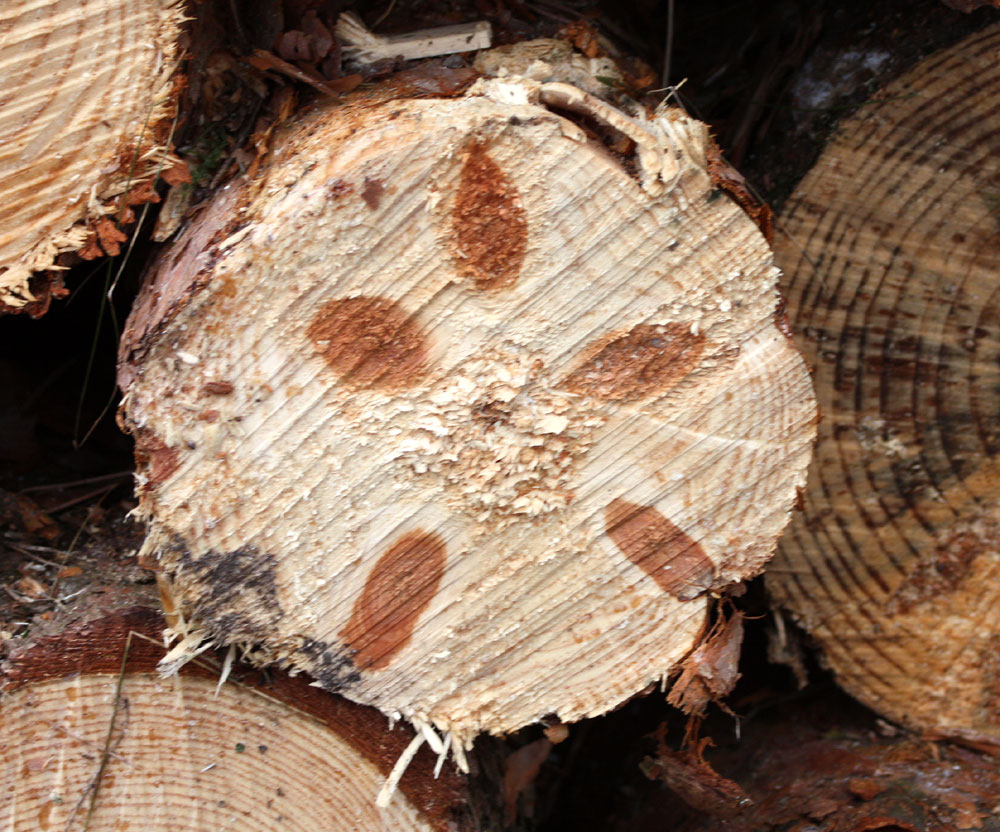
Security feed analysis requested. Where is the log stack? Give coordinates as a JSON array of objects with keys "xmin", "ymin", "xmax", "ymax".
[
  {"xmin": 115, "ymin": 60, "xmax": 816, "ymax": 764},
  {"xmin": 769, "ymin": 23, "xmax": 1000, "ymax": 752}
]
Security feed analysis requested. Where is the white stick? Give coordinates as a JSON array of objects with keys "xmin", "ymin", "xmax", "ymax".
[{"xmin": 336, "ymin": 12, "xmax": 491, "ymax": 64}]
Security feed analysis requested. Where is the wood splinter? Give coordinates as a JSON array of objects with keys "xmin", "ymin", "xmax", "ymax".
[{"xmin": 0, "ymin": 0, "xmax": 183, "ymax": 314}]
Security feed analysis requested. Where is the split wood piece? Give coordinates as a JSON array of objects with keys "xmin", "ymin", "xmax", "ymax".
[
  {"xmin": 0, "ymin": 0, "xmax": 184, "ymax": 313},
  {"xmin": 768, "ymin": 23, "xmax": 1000, "ymax": 752},
  {"xmin": 117, "ymin": 75, "xmax": 816, "ymax": 752},
  {"xmin": 0, "ymin": 606, "xmax": 484, "ymax": 831},
  {"xmin": 335, "ymin": 12, "xmax": 492, "ymax": 64}
]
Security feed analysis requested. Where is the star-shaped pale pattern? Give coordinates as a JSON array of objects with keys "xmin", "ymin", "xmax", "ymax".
[{"xmin": 119, "ymin": 78, "xmax": 816, "ymax": 751}]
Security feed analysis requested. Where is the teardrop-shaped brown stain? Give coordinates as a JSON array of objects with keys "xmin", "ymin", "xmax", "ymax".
[
  {"xmin": 341, "ymin": 529, "xmax": 447, "ymax": 670},
  {"xmin": 605, "ymin": 498, "xmax": 714, "ymax": 601},
  {"xmin": 307, "ymin": 295, "xmax": 427, "ymax": 389},
  {"xmin": 563, "ymin": 323, "xmax": 707, "ymax": 402},
  {"xmin": 451, "ymin": 142, "xmax": 527, "ymax": 291}
]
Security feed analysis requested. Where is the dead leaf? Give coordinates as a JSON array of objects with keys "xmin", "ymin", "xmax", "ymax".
[
  {"xmin": 95, "ymin": 217, "xmax": 129, "ymax": 257},
  {"xmin": 564, "ymin": 20, "xmax": 602, "ymax": 58},
  {"xmin": 162, "ymin": 158, "xmax": 193, "ymax": 186},
  {"xmin": 0, "ymin": 489, "xmax": 59, "ymax": 540},
  {"xmin": 124, "ymin": 179, "xmax": 161, "ymax": 207},
  {"xmin": 14, "ymin": 576, "xmax": 49, "ymax": 599},
  {"xmin": 301, "ymin": 11, "xmax": 334, "ymax": 62},
  {"xmin": 57, "ymin": 566, "xmax": 83, "ymax": 579},
  {"xmin": 276, "ymin": 30, "xmax": 312, "ymax": 63},
  {"xmin": 78, "ymin": 233, "xmax": 104, "ymax": 261}
]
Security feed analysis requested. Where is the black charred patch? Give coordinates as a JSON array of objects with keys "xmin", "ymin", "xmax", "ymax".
[
  {"xmin": 165, "ymin": 540, "xmax": 282, "ymax": 642},
  {"xmin": 298, "ymin": 638, "xmax": 361, "ymax": 690}
]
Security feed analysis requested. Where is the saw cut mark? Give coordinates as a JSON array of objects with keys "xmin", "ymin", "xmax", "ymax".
[
  {"xmin": 451, "ymin": 141, "xmax": 527, "ymax": 291},
  {"xmin": 341, "ymin": 530, "xmax": 447, "ymax": 670},
  {"xmin": 605, "ymin": 498, "xmax": 714, "ymax": 600},
  {"xmin": 562, "ymin": 323, "xmax": 706, "ymax": 402},
  {"xmin": 308, "ymin": 296, "xmax": 428, "ymax": 389}
]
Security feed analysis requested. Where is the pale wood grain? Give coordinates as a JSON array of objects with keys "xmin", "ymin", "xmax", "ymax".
[
  {"xmin": 0, "ymin": 0, "xmax": 183, "ymax": 307},
  {"xmin": 769, "ymin": 23, "xmax": 1000, "ymax": 752}
]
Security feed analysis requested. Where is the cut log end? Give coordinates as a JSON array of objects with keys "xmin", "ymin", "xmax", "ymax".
[
  {"xmin": 0, "ymin": 0, "xmax": 184, "ymax": 311},
  {"xmin": 118, "ymin": 73, "xmax": 816, "ymax": 747},
  {"xmin": 1, "ymin": 607, "xmax": 478, "ymax": 830},
  {"xmin": 769, "ymin": 23, "xmax": 1000, "ymax": 749}
]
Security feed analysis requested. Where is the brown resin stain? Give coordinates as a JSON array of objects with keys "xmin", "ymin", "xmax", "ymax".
[
  {"xmin": 562, "ymin": 323, "xmax": 707, "ymax": 402},
  {"xmin": 361, "ymin": 177, "xmax": 383, "ymax": 210},
  {"xmin": 605, "ymin": 498, "xmax": 714, "ymax": 600},
  {"xmin": 341, "ymin": 530, "xmax": 447, "ymax": 670},
  {"xmin": 307, "ymin": 296, "xmax": 427, "ymax": 389},
  {"xmin": 134, "ymin": 428, "xmax": 180, "ymax": 487},
  {"xmin": 451, "ymin": 142, "xmax": 527, "ymax": 291},
  {"xmin": 202, "ymin": 380, "xmax": 234, "ymax": 396}
]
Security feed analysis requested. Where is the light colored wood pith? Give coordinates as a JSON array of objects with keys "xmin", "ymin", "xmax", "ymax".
[
  {"xmin": 769, "ymin": 24, "xmax": 1000, "ymax": 751},
  {"xmin": 118, "ymin": 76, "xmax": 816, "ymax": 749},
  {"xmin": 0, "ymin": 0, "xmax": 183, "ymax": 308}
]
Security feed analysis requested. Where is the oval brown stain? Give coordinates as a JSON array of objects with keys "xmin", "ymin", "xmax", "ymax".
[
  {"xmin": 451, "ymin": 142, "xmax": 527, "ymax": 291},
  {"xmin": 341, "ymin": 530, "xmax": 447, "ymax": 670},
  {"xmin": 562, "ymin": 323, "xmax": 707, "ymax": 402},
  {"xmin": 307, "ymin": 296, "xmax": 427, "ymax": 389},
  {"xmin": 605, "ymin": 498, "xmax": 714, "ymax": 601}
]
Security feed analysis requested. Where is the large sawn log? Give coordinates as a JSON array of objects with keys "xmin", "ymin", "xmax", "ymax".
[{"xmin": 117, "ymin": 69, "xmax": 817, "ymax": 765}]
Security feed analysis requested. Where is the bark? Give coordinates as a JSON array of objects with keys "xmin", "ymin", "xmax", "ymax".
[
  {"xmin": 116, "ymin": 59, "xmax": 815, "ymax": 759},
  {"xmin": 768, "ymin": 22, "xmax": 1000, "ymax": 753},
  {"xmin": 0, "ymin": 593, "xmax": 500, "ymax": 830},
  {"xmin": 0, "ymin": 0, "xmax": 184, "ymax": 314}
]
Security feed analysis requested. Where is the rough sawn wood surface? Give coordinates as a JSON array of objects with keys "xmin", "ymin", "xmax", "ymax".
[
  {"xmin": 117, "ymin": 75, "xmax": 817, "ymax": 753},
  {"xmin": 0, "ymin": 0, "xmax": 183, "ymax": 311}
]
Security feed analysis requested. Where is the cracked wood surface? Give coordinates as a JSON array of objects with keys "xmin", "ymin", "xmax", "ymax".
[
  {"xmin": 118, "ymin": 75, "xmax": 816, "ymax": 748},
  {"xmin": 769, "ymin": 24, "xmax": 1000, "ymax": 752}
]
